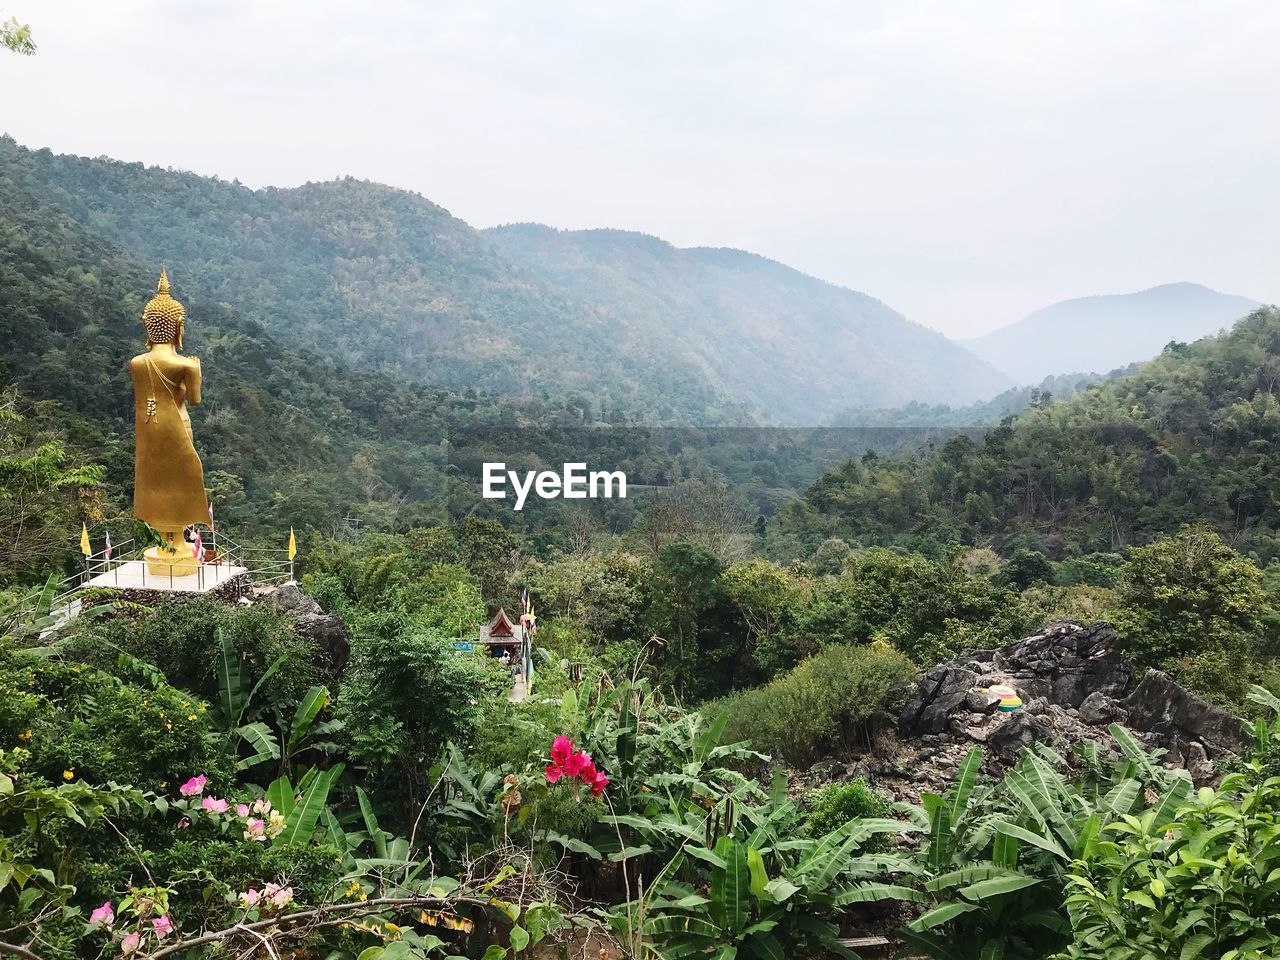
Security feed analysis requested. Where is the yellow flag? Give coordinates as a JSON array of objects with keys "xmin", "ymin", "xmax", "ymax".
[
  {"xmin": 80, "ymin": 523, "xmax": 91, "ymax": 556},
  {"xmin": 288, "ymin": 527, "xmax": 297, "ymax": 560}
]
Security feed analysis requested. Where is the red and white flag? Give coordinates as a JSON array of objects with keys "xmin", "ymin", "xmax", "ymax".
[
  {"xmin": 207, "ymin": 502, "xmax": 215, "ymax": 532},
  {"xmin": 104, "ymin": 531, "xmax": 113, "ymax": 560},
  {"xmin": 192, "ymin": 530, "xmax": 205, "ymax": 562}
]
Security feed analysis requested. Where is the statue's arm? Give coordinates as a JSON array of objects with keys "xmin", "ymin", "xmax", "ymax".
[{"xmin": 186, "ymin": 357, "xmax": 202, "ymax": 406}]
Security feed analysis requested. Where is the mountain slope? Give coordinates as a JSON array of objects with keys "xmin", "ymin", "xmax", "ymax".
[
  {"xmin": 485, "ymin": 224, "xmax": 1013, "ymax": 423},
  {"xmin": 2, "ymin": 137, "xmax": 1010, "ymax": 424},
  {"xmin": 770, "ymin": 307, "xmax": 1280, "ymax": 560},
  {"xmin": 0, "ymin": 138, "xmax": 737, "ymax": 424},
  {"xmin": 963, "ymin": 282, "xmax": 1261, "ymax": 383}
]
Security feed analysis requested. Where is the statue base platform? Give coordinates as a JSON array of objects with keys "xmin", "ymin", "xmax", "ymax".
[
  {"xmin": 85, "ymin": 559, "xmax": 248, "ymax": 594},
  {"xmin": 144, "ymin": 544, "xmax": 200, "ymax": 577}
]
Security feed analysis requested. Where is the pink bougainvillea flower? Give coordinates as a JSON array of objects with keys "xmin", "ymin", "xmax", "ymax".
[
  {"xmin": 244, "ymin": 818, "xmax": 267, "ymax": 842},
  {"xmin": 177, "ymin": 816, "xmax": 191, "ymax": 830},
  {"xmin": 239, "ymin": 888, "xmax": 262, "ymax": 908},
  {"xmin": 235, "ymin": 803, "xmax": 251, "ymax": 817},
  {"xmin": 588, "ymin": 768, "xmax": 610, "ymax": 797},
  {"xmin": 178, "ymin": 774, "xmax": 207, "ymax": 796},
  {"xmin": 251, "ymin": 798, "xmax": 271, "ymax": 815},
  {"xmin": 89, "ymin": 901, "xmax": 115, "ymax": 926},
  {"xmin": 565, "ymin": 749, "xmax": 591, "ymax": 779},
  {"xmin": 152, "ymin": 915, "xmax": 174, "ymax": 938},
  {"xmin": 202, "ymin": 796, "xmax": 229, "ymax": 814},
  {"xmin": 263, "ymin": 883, "xmax": 294, "ymax": 908},
  {"xmin": 119, "ymin": 932, "xmax": 141, "ymax": 956},
  {"xmin": 550, "ymin": 735, "xmax": 574, "ymax": 767},
  {"xmin": 544, "ymin": 764, "xmax": 564, "ymax": 784}
]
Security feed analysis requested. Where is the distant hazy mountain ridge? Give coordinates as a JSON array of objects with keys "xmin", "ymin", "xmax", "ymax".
[
  {"xmin": 0, "ymin": 137, "xmax": 1010, "ymax": 424},
  {"xmin": 485, "ymin": 224, "xmax": 1013, "ymax": 423},
  {"xmin": 963, "ymin": 282, "xmax": 1261, "ymax": 383}
]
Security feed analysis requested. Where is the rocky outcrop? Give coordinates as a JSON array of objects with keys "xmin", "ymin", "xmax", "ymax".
[
  {"xmin": 895, "ymin": 620, "xmax": 1248, "ymax": 786},
  {"xmin": 900, "ymin": 621, "xmax": 1132, "ymax": 737},
  {"xmin": 899, "ymin": 666, "xmax": 980, "ymax": 735},
  {"xmin": 1123, "ymin": 669, "xmax": 1250, "ymax": 761},
  {"xmin": 259, "ymin": 581, "xmax": 324, "ymax": 617},
  {"xmin": 257, "ymin": 581, "xmax": 351, "ymax": 671}
]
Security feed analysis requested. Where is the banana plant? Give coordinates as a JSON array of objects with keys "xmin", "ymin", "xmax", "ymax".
[
  {"xmin": 633, "ymin": 810, "xmax": 921, "ymax": 960},
  {"xmin": 900, "ymin": 733, "xmax": 1190, "ymax": 959},
  {"xmin": 265, "ymin": 762, "xmax": 345, "ymax": 847},
  {"xmin": 214, "ymin": 628, "xmax": 342, "ymax": 774}
]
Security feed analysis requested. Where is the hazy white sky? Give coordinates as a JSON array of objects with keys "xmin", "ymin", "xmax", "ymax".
[{"xmin": 3, "ymin": 0, "xmax": 1278, "ymax": 337}]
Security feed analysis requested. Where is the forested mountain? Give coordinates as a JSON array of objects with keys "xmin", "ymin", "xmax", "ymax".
[
  {"xmin": 963, "ymin": 282, "xmax": 1261, "ymax": 383},
  {"xmin": 485, "ymin": 224, "xmax": 1013, "ymax": 422},
  {"xmin": 771, "ymin": 308, "xmax": 1280, "ymax": 561},
  {"xmin": 1, "ymin": 137, "xmax": 1009, "ymax": 424}
]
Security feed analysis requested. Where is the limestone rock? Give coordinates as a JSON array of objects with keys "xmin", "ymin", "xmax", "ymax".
[
  {"xmin": 965, "ymin": 689, "xmax": 1000, "ymax": 714},
  {"xmin": 259, "ymin": 581, "xmax": 323, "ymax": 617},
  {"xmin": 294, "ymin": 611, "xmax": 351, "ymax": 672},
  {"xmin": 899, "ymin": 620, "xmax": 1131, "ymax": 736},
  {"xmin": 899, "ymin": 666, "xmax": 979, "ymax": 735},
  {"xmin": 1121, "ymin": 670, "xmax": 1249, "ymax": 759},
  {"xmin": 987, "ymin": 712, "xmax": 1050, "ymax": 761},
  {"xmin": 1184, "ymin": 741, "xmax": 1215, "ymax": 783},
  {"xmin": 254, "ymin": 581, "xmax": 350, "ymax": 672},
  {"xmin": 1078, "ymin": 691, "xmax": 1125, "ymax": 726}
]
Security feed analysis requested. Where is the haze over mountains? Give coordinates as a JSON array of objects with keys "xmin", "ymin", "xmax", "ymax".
[
  {"xmin": 484, "ymin": 224, "xmax": 1014, "ymax": 422},
  {"xmin": 0, "ymin": 138, "xmax": 1016, "ymax": 425},
  {"xmin": 4, "ymin": 137, "xmax": 1264, "ymax": 426},
  {"xmin": 964, "ymin": 282, "xmax": 1261, "ymax": 384}
]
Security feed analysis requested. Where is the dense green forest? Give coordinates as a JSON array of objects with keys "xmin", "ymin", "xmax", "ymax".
[
  {"xmin": 773, "ymin": 308, "xmax": 1280, "ymax": 561},
  {"xmin": 2, "ymin": 159, "xmax": 943, "ymax": 580}
]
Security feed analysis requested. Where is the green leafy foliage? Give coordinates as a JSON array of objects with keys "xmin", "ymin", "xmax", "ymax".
[
  {"xmin": 1056, "ymin": 766, "xmax": 1280, "ymax": 958},
  {"xmin": 804, "ymin": 778, "xmax": 893, "ymax": 849},
  {"xmin": 714, "ymin": 644, "xmax": 917, "ymax": 767},
  {"xmin": 772, "ymin": 307, "xmax": 1280, "ymax": 561}
]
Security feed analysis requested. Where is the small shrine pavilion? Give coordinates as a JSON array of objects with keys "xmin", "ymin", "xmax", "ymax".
[
  {"xmin": 479, "ymin": 607, "xmax": 534, "ymax": 699},
  {"xmin": 479, "ymin": 608, "xmax": 526, "ymax": 656}
]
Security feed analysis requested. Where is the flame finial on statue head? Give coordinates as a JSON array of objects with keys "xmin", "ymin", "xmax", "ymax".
[{"xmin": 142, "ymin": 267, "xmax": 186, "ymax": 347}]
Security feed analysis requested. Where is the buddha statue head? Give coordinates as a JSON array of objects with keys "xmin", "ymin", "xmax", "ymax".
[{"xmin": 142, "ymin": 268, "xmax": 186, "ymax": 349}]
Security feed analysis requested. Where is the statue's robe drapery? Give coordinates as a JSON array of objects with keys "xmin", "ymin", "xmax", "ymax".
[{"xmin": 130, "ymin": 352, "xmax": 207, "ymax": 529}]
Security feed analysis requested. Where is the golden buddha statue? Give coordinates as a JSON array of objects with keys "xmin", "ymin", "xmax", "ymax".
[{"xmin": 131, "ymin": 269, "xmax": 207, "ymax": 575}]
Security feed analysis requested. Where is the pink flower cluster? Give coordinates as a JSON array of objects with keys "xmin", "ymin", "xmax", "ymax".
[
  {"xmin": 177, "ymin": 774, "xmax": 285, "ymax": 842},
  {"xmin": 178, "ymin": 774, "xmax": 206, "ymax": 796},
  {"xmin": 239, "ymin": 882, "xmax": 293, "ymax": 911},
  {"xmin": 87, "ymin": 900, "xmax": 174, "ymax": 954},
  {"xmin": 545, "ymin": 735, "xmax": 609, "ymax": 797},
  {"xmin": 181, "ymin": 774, "xmax": 231, "ymax": 815}
]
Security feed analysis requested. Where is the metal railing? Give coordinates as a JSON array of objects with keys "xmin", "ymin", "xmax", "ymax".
[
  {"xmin": 214, "ymin": 533, "xmax": 295, "ymax": 587},
  {"xmin": 13, "ymin": 529, "xmax": 298, "ymax": 627}
]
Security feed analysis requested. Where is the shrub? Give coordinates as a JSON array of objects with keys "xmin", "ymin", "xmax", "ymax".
[
  {"xmin": 337, "ymin": 624, "xmax": 507, "ymax": 815},
  {"xmin": 793, "ymin": 548, "xmax": 1024, "ymax": 665},
  {"xmin": 804, "ymin": 777, "xmax": 892, "ymax": 849},
  {"xmin": 1054, "ymin": 552, "xmax": 1124, "ymax": 588},
  {"xmin": 1057, "ymin": 764, "xmax": 1280, "ymax": 957},
  {"xmin": 64, "ymin": 599, "xmax": 322, "ymax": 710},
  {"xmin": 715, "ymin": 644, "xmax": 916, "ymax": 767},
  {"xmin": 1112, "ymin": 525, "xmax": 1271, "ymax": 670},
  {"xmin": 0, "ymin": 652, "xmax": 233, "ymax": 792}
]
